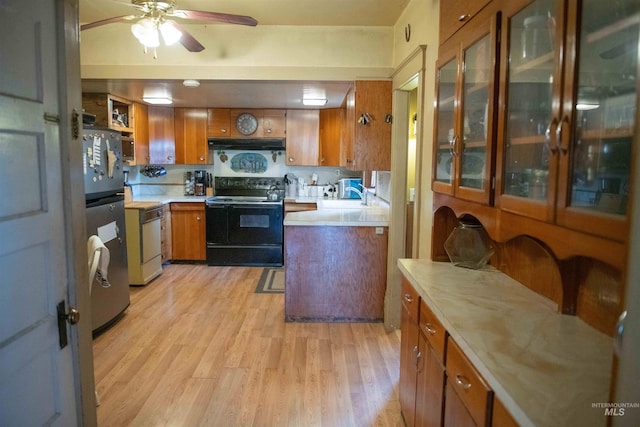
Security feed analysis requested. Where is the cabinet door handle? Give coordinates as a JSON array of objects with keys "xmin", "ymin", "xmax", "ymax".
[
  {"xmin": 455, "ymin": 374, "xmax": 472, "ymax": 390},
  {"xmin": 403, "ymin": 293, "xmax": 414, "ymax": 303},
  {"xmin": 458, "ymin": 14, "xmax": 470, "ymax": 22},
  {"xmin": 545, "ymin": 118, "xmax": 559, "ymax": 154},
  {"xmin": 288, "ymin": 157, "xmax": 294, "ymax": 162},
  {"xmin": 557, "ymin": 115, "xmax": 569, "ymax": 154},
  {"xmin": 266, "ymin": 128, "xmax": 272, "ymax": 133},
  {"xmin": 196, "ymin": 216, "xmax": 201, "ymax": 221},
  {"xmin": 199, "ymin": 156, "xmax": 205, "ymax": 161},
  {"xmin": 416, "ymin": 351, "xmax": 424, "ymax": 372},
  {"xmin": 424, "ymin": 322, "xmax": 437, "ymax": 335},
  {"xmin": 221, "ymin": 128, "xmax": 227, "ymax": 133}
]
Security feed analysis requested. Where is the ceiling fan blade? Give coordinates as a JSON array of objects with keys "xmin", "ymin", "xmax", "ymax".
[
  {"xmin": 81, "ymin": 15, "xmax": 137, "ymax": 31},
  {"xmin": 170, "ymin": 22, "xmax": 205, "ymax": 52},
  {"xmin": 173, "ymin": 9, "xmax": 258, "ymax": 27}
]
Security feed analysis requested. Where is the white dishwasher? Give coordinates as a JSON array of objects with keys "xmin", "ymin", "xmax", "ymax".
[{"xmin": 125, "ymin": 202, "xmax": 163, "ymax": 285}]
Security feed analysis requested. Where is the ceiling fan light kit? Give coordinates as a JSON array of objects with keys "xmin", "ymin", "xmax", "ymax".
[{"xmin": 81, "ymin": 0, "xmax": 258, "ymax": 58}]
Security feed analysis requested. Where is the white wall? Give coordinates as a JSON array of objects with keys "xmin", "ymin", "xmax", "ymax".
[{"xmin": 81, "ymin": 24, "xmax": 395, "ymax": 81}]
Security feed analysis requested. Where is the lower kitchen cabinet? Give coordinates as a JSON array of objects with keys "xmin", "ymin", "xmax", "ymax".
[
  {"xmin": 284, "ymin": 225, "xmax": 387, "ymax": 321},
  {"xmin": 445, "ymin": 337, "xmax": 493, "ymax": 427},
  {"xmin": 160, "ymin": 203, "xmax": 171, "ymax": 263},
  {"xmin": 401, "ymin": 277, "xmax": 493, "ymax": 427},
  {"xmin": 170, "ymin": 202, "xmax": 205, "ymax": 261},
  {"xmin": 400, "ymin": 278, "xmax": 446, "ymax": 427},
  {"xmin": 400, "ymin": 279, "xmax": 420, "ymax": 426}
]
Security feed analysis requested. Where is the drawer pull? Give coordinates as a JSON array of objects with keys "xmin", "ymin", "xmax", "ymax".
[
  {"xmin": 455, "ymin": 374, "xmax": 472, "ymax": 390},
  {"xmin": 403, "ymin": 293, "xmax": 414, "ymax": 303},
  {"xmin": 458, "ymin": 13, "xmax": 470, "ymax": 22},
  {"xmin": 424, "ymin": 322, "xmax": 437, "ymax": 335}
]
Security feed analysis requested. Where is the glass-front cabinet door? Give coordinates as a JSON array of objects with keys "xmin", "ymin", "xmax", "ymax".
[
  {"xmin": 496, "ymin": 0, "xmax": 562, "ymax": 221},
  {"xmin": 555, "ymin": 0, "xmax": 638, "ymax": 241},
  {"xmin": 497, "ymin": 0, "xmax": 636, "ymax": 241},
  {"xmin": 433, "ymin": 7, "xmax": 498, "ymax": 204}
]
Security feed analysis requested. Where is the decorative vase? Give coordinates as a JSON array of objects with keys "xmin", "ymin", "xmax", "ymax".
[{"xmin": 444, "ymin": 219, "xmax": 495, "ymax": 269}]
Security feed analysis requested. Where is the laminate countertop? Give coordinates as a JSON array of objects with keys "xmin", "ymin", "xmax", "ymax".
[
  {"xmin": 283, "ymin": 198, "xmax": 389, "ymax": 227},
  {"xmin": 129, "ymin": 196, "xmax": 207, "ymax": 204},
  {"xmin": 398, "ymin": 259, "xmax": 614, "ymax": 427}
]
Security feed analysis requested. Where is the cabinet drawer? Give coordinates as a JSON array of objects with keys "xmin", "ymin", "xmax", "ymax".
[
  {"xmin": 401, "ymin": 278, "xmax": 420, "ymax": 323},
  {"xmin": 446, "ymin": 337, "xmax": 492, "ymax": 427},
  {"xmin": 420, "ymin": 300, "xmax": 447, "ymax": 363}
]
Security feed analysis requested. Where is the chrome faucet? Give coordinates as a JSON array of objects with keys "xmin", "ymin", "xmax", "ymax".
[{"xmin": 344, "ymin": 184, "xmax": 368, "ymax": 205}]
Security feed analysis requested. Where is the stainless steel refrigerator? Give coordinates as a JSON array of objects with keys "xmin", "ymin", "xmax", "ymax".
[{"xmin": 83, "ymin": 127, "xmax": 130, "ymax": 334}]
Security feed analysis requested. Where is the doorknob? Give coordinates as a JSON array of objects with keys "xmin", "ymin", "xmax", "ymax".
[{"xmin": 57, "ymin": 300, "xmax": 80, "ymax": 349}]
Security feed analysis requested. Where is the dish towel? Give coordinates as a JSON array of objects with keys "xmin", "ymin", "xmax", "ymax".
[{"xmin": 87, "ymin": 235, "xmax": 111, "ymax": 293}]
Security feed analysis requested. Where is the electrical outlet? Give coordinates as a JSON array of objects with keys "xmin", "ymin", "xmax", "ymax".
[
  {"xmin": 375, "ymin": 227, "xmax": 384, "ymax": 235},
  {"xmin": 335, "ymin": 169, "xmax": 341, "ymax": 177}
]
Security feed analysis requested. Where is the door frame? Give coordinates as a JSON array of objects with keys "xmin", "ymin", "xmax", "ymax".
[
  {"xmin": 385, "ymin": 45, "xmax": 428, "ymax": 329},
  {"xmin": 57, "ymin": 0, "xmax": 98, "ymax": 424}
]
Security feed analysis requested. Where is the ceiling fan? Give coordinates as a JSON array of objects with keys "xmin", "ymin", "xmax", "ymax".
[{"xmin": 81, "ymin": 0, "xmax": 258, "ymax": 56}]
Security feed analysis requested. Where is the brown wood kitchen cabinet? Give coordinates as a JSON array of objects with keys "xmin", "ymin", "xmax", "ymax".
[
  {"xmin": 148, "ymin": 106, "xmax": 176, "ymax": 164},
  {"xmin": 285, "ymin": 109, "xmax": 320, "ymax": 166},
  {"xmin": 400, "ymin": 278, "xmax": 446, "ymax": 427},
  {"xmin": 82, "ymin": 93, "xmax": 137, "ymax": 161},
  {"xmin": 319, "ymin": 108, "xmax": 344, "ymax": 166},
  {"xmin": 160, "ymin": 203, "xmax": 172, "ymax": 263},
  {"xmin": 131, "ymin": 102, "xmax": 149, "ymax": 165},
  {"xmin": 207, "ymin": 108, "xmax": 231, "ymax": 137},
  {"xmin": 343, "ymin": 81, "xmax": 392, "ymax": 171},
  {"xmin": 170, "ymin": 202, "xmax": 205, "ymax": 261},
  {"xmin": 439, "ymin": 0, "xmax": 493, "ymax": 44},
  {"xmin": 175, "ymin": 107, "xmax": 208, "ymax": 165},
  {"xmin": 284, "ymin": 225, "xmax": 387, "ymax": 321},
  {"xmin": 494, "ymin": 0, "xmax": 637, "ymax": 242},
  {"xmin": 432, "ymin": 2, "xmax": 498, "ymax": 205},
  {"xmin": 262, "ymin": 109, "xmax": 287, "ymax": 137},
  {"xmin": 444, "ymin": 337, "xmax": 493, "ymax": 427}
]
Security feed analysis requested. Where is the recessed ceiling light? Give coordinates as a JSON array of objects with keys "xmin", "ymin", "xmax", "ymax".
[
  {"xmin": 143, "ymin": 96, "xmax": 173, "ymax": 105},
  {"xmin": 183, "ymin": 79, "xmax": 200, "ymax": 88},
  {"xmin": 302, "ymin": 98, "xmax": 328, "ymax": 106}
]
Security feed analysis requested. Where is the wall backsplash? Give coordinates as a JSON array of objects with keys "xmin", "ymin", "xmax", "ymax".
[{"xmin": 126, "ymin": 149, "xmax": 361, "ymax": 198}]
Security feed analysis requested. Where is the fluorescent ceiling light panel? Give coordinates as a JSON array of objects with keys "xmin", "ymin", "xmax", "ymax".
[
  {"xmin": 143, "ymin": 96, "xmax": 173, "ymax": 105},
  {"xmin": 302, "ymin": 98, "xmax": 328, "ymax": 106}
]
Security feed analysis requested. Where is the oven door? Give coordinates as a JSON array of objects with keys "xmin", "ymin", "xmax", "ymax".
[{"xmin": 227, "ymin": 204, "xmax": 283, "ymax": 245}]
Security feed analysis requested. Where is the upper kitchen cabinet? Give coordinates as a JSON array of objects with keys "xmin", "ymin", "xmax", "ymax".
[
  {"xmin": 495, "ymin": 0, "xmax": 638, "ymax": 242},
  {"xmin": 439, "ymin": 0, "xmax": 493, "ymax": 44},
  {"xmin": 131, "ymin": 102, "xmax": 149, "ymax": 165},
  {"xmin": 262, "ymin": 109, "xmax": 287, "ymax": 138},
  {"xmin": 344, "ymin": 81, "xmax": 393, "ymax": 171},
  {"xmin": 285, "ymin": 109, "xmax": 320, "ymax": 166},
  {"xmin": 82, "ymin": 93, "xmax": 135, "ymax": 134},
  {"xmin": 148, "ymin": 106, "xmax": 176, "ymax": 164},
  {"xmin": 207, "ymin": 108, "xmax": 230, "ymax": 137},
  {"xmin": 175, "ymin": 108, "xmax": 208, "ymax": 165},
  {"xmin": 432, "ymin": 3, "xmax": 499, "ymax": 205},
  {"xmin": 227, "ymin": 109, "xmax": 286, "ymax": 138},
  {"xmin": 319, "ymin": 108, "xmax": 344, "ymax": 167}
]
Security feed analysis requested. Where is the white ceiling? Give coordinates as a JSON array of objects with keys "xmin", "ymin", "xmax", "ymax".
[{"xmin": 79, "ymin": 0, "xmax": 409, "ymax": 108}]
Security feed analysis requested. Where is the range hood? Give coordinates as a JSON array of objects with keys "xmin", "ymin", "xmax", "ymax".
[{"xmin": 208, "ymin": 138, "xmax": 286, "ymax": 150}]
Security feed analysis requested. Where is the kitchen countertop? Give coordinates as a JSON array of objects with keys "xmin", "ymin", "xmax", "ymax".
[
  {"xmin": 128, "ymin": 196, "xmax": 207, "ymax": 205},
  {"xmin": 398, "ymin": 259, "xmax": 613, "ymax": 427},
  {"xmin": 283, "ymin": 200, "xmax": 389, "ymax": 227}
]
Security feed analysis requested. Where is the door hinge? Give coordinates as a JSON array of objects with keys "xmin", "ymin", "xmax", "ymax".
[{"xmin": 44, "ymin": 113, "xmax": 60, "ymax": 124}]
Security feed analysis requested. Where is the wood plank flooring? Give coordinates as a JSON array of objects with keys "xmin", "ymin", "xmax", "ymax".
[{"xmin": 93, "ymin": 264, "xmax": 404, "ymax": 426}]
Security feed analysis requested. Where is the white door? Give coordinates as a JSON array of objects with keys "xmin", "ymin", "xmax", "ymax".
[{"xmin": 0, "ymin": 0, "xmax": 83, "ymax": 424}]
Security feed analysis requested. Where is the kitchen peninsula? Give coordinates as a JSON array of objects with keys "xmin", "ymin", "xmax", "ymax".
[{"xmin": 283, "ymin": 198, "xmax": 390, "ymax": 322}]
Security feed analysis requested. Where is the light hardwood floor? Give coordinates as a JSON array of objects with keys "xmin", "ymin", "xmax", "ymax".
[{"xmin": 93, "ymin": 264, "xmax": 404, "ymax": 426}]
